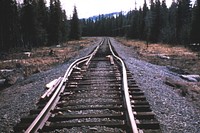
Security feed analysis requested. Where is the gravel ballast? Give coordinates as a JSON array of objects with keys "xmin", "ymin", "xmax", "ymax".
[
  {"xmin": 110, "ymin": 38, "xmax": 200, "ymax": 133},
  {"xmin": 0, "ymin": 37, "xmax": 199, "ymax": 133},
  {"xmin": 0, "ymin": 38, "xmax": 101, "ymax": 133}
]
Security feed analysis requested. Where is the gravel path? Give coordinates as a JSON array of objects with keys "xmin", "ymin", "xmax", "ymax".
[
  {"xmin": 0, "ymin": 38, "xmax": 101, "ymax": 133},
  {"xmin": 110, "ymin": 38, "xmax": 200, "ymax": 133},
  {"xmin": 0, "ymin": 37, "xmax": 199, "ymax": 133}
]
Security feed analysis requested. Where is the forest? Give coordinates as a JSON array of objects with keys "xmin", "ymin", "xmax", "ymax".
[
  {"xmin": 0, "ymin": 0, "xmax": 80, "ymax": 52},
  {"xmin": 81, "ymin": 0, "xmax": 200, "ymax": 49},
  {"xmin": 0, "ymin": 0, "xmax": 200, "ymax": 52}
]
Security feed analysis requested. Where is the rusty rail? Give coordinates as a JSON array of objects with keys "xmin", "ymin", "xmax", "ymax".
[
  {"xmin": 15, "ymin": 38, "xmax": 161, "ymax": 133},
  {"xmin": 108, "ymin": 39, "xmax": 139, "ymax": 133},
  {"xmin": 24, "ymin": 40, "xmax": 103, "ymax": 133}
]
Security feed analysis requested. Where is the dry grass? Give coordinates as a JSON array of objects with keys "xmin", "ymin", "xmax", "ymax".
[
  {"xmin": 117, "ymin": 38, "xmax": 200, "ymax": 108},
  {"xmin": 0, "ymin": 38, "xmax": 96, "ymax": 77},
  {"xmin": 117, "ymin": 38, "xmax": 200, "ymax": 75}
]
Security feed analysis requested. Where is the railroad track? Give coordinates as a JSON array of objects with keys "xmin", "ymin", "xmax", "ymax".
[{"xmin": 14, "ymin": 38, "xmax": 161, "ymax": 133}]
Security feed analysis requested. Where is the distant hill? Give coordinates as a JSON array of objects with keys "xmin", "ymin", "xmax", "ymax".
[{"xmin": 82, "ymin": 11, "xmax": 127, "ymax": 20}]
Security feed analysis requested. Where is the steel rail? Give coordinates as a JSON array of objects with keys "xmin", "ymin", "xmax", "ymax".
[
  {"xmin": 108, "ymin": 39, "xmax": 139, "ymax": 133},
  {"xmin": 86, "ymin": 45, "xmax": 99, "ymax": 65},
  {"xmin": 25, "ymin": 40, "xmax": 102, "ymax": 133}
]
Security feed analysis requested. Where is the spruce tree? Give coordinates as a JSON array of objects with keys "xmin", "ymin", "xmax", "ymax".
[
  {"xmin": 141, "ymin": 0, "xmax": 149, "ymax": 40},
  {"xmin": 168, "ymin": 0, "xmax": 178, "ymax": 44},
  {"xmin": 36, "ymin": 0, "xmax": 48, "ymax": 45},
  {"xmin": 176, "ymin": 0, "xmax": 192, "ymax": 44},
  {"xmin": 0, "ymin": 0, "xmax": 20, "ymax": 51},
  {"xmin": 127, "ymin": 10, "xmax": 140, "ymax": 39},
  {"xmin": 191, "ymin": 0, "xmax": 200, "ymax": 44},
  {"xmin": 149, "ymin": 0, "xmax": 161, "ymax": 43},
  {"xmin": 160, "ymin": 0, "xmax": 171, "ymax": 43},
  {"xmin": 48, "ymin": 0, "xmax": 62, "ymax": 45},
  {"xmin": 69, "ymin": 6, "xmax": 81, "ymax": 40},
  {"xmin": 21, "ymin": 0, "xmax": 38, "ymax": 49},
  {"xmin": 60, "ymin": 10, "xmax": 69, "ymax": 42}
]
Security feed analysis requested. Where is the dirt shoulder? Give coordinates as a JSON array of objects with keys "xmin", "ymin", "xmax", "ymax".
[
  {"xmin": 116, "ymin": 37, "xmax": 200, "ymax": 109},
  {"xmin": 0, "ymin": 37, "xmax": 100, "ymax": 133},
  {"xmin": 0, "ymin": 38, "xmax": 97, "ymax": 88}
]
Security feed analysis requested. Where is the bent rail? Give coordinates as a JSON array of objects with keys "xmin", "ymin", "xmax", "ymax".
[
  {"xmin": 108, "ymin": 39, "xmax": 139, "ymax": 133},
  {"xmin": 25, "ymin": 40, "xmax": 103, "ymax": 133}
]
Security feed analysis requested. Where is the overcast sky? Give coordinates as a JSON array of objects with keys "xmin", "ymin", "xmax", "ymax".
[
  {"xmin": 60, "ymin": 0, "xmax": 136, "ymax": 18},
  {"xmin": 58, "ymin": 0, "xmax": 195, "ymax": 18},
  {"xmin": 17, "ymin": 0, "xmax": 195, "ymax": 19}
]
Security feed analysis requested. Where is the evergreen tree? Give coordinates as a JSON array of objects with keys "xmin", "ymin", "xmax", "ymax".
[
  {"xmin": 36, "ymin": 0, "xmax": 48, "ymax": 45},
  {"xmin": 160, "ymin": 0, "xmax": 171, "ymax": 43},
  {"xmin": 191, "ymin": 0, "xmax": 200, "ymax": 44},
  {"xmin": 0, "ymin": 0, "xmax": 68, "ymax": 51},
  {"xmin": 127, "ymin": 10, "xmax": 140, "ymax": 39},
  {"xmin": 166, "ymin": 0, "xmax": 178, "ymax": 44},
  {"xmin": 176, "ymin": 0, "xmax": 192, "ymax": 44},
  {"xmin": 21, "ymin": 0, "xmax": 38, "ymax": 49},
  {"xmin": 141, "ymin": 0, "xmax": 149, "ymax": 40},
  {"xmin": 117, "ymin": 12, "xmax": 125, "ymax": 36},
  {"xmin": 138, "ymin": 8, "xmax": 144, "ymax": 40},
  {"xmin": 48, "ymin": 0, "xmax": 62, "ymax": 45},
  {"xmin": 149, "ymin": 0, "xmax": 161, "ymax": 43},
  {"xmin": 60, "ymin": 10, "xmax": 69, "ymax": 42},
  {"xmin": 81, "ymin": 18, "xmax": 95, "ymax": 36},
  {"xmin": 79, "ymin": 0, "xmax": 198, "ymax": 47},
  {"xmin": 145, "ymin": 10, "xmax": 152, "ymax": 44},
  {"xmin": 1, "ymin": 0, "xmax": 199, "ymax": 52},
  {"xmin": 69, "ymin": 6, "xmax": 81, "ymax": 40},
  {"xmin": 0, "ymin": 0, "xmax": 20, "ymax": 51}
]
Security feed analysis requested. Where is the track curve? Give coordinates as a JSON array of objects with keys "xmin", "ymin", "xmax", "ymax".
[{"xmin": 14, "ymin": 38, "xmax": 161, "ymax": 133}]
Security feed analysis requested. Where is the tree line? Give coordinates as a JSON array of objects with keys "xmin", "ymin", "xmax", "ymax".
[
  {"xmin": 81, "ymin": 0, "xmax": 200, "ymax": 48},
  {"xmin": 0, "ymin": 0, "xmax": 80, "ymax": 52},
  {"xmin": 1, "ymin": 0, "xmax": 200, "ymax": 52}
]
